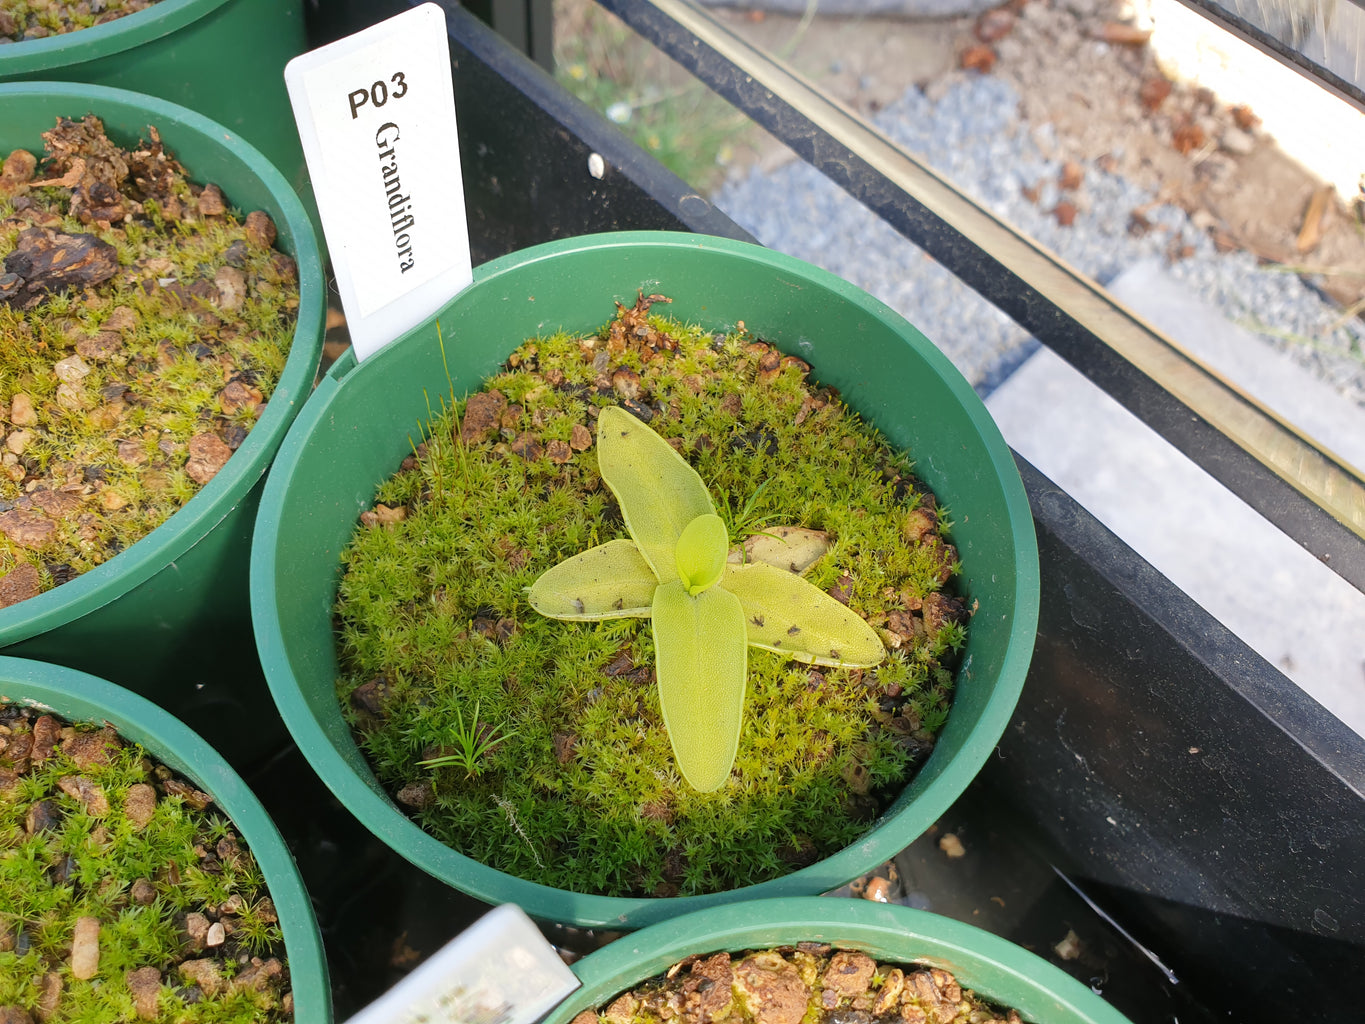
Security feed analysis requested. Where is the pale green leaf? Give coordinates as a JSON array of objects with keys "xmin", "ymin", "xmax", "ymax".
[
  {"xmin": 723, "ymin": 563, "xmax": 886, "ymax": 667},
  {"xmin": 652, "ymin": 579, "xmax": 747, "ymax": 792},
  {"xmin": 725, "ymin": 526, "xmax": 831, "ymax": 575},
  {"xmin": 596, "ymin": 406, "xmax": 715, "ymax": 583},
  {"xmin": 527, "ymin": 539, "xmax": 657, "ymax": 620},
  {"xmin": 675, "ymin": 513, "xmax": 729, "ymax": 596}
]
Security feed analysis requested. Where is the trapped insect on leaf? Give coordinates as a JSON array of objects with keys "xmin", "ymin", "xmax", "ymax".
[{"xmin": 528, "ymin": 405, "xmax": 886, "ymax": 792}]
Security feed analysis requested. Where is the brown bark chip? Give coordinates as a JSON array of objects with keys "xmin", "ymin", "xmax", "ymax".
[
  {"xmin": 2, "ymin": 228, "xmax": 119, "ymax": 305},
  {"xmin": 1, "ymin": 149, "xmax": 37, "ymax": 188},
  {"xmin": 0, "ymin": 1007, "xmax": 34, "ymax": 1024},
  {"xmin": 185, "ymin": 433, "xmax": 233, "ymax": 485},
  {"xmin": 0, "ymin": 562, "xmax": 40, "ymax": 607},
  {"xmin": 0, "ymin": 510, "xmax": 56, "ymax": 550},
  {"xmin": 243, "ymin": 210, "xmax": 276, "ymax": 249}
]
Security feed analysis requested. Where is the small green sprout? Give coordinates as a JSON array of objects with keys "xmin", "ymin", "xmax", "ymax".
[
  {"xmin": 418, "ymin": 702, "xmax": 517, "ymax": 777},
  {"xmin": 528, "ymin": 406, "xmax": 886, "ymax": 792}
]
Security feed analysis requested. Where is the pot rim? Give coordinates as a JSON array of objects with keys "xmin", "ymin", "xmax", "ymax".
[
  {"xmin": 558, "ymin": 897, "xmax": 1133, "ymax": 1024},
  {"xmin": 0, "ymin": 81, "xmax": 324, "ymax": 644},
  {"xmin": 0, "ymin": 654, "xmax": 331, "ymax": 1019},
  {"xmin": 252, "ymin": 229, "xmax": 1040, "ymax": 929},
  {"xmin": 0, "ymin": 0, "xmax": 233, "ymax": 75}
]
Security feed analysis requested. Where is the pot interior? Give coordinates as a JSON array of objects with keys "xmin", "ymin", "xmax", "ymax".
[{"xmin": 254, "ymin": 231, "xmax": 1039, "ymax": 927}]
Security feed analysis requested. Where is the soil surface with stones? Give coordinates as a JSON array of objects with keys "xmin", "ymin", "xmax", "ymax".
[
  {"xmin": 0, "ymin": 0, "xmax": 160, "ymax": 42},
  {"xmin": 568, "ymin": 945, "xmax": 1023, "ymax": 1024},
  {"xmin": 0, "ymin": 114, "xmax": 298, "ymax": 610},
  {"xmin": 0, "ymin": 706, "xmax": 291, "ymax": 1023}
]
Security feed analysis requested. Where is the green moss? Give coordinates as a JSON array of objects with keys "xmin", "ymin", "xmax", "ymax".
[
  {"xmin": 0, "ymin": 0, "xmax": 160, "ymax": 41},
  {"xmin": 334, "ymin": 303, "xmax": 967, "ymax": 897},
  {"xmin": 0, "ymin": 708, "xmax": 289, "ymax": 1022}
]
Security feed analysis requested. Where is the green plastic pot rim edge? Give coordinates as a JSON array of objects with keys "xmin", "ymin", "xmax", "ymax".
[
  {"xmin": 562, "ymin": 898, "xmax": 1134, "ymax": 1024},
  {"xmin": 253, "ymin": 230, "xmax": 1040, "ymax": 929},
  {"xmin": 0, "ymin": 0, "xmax": 233, "ymax": 75},
  {"xmin": 0, "ymin": 81, "xmax": 325, "ymax": 645},
  {"xmin": 0, "ymin": 655, "xmax": 332, "ymax": 1020}
]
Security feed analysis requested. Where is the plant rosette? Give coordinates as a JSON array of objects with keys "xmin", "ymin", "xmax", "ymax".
[
  {"xmin": 551, "ymin": 898, "xmax": 1134, "ymax": 1024},
  {"xmin": 335, "ymin": 297, "xmax": 966, "ymax": 896},
  {"xmin": 0, "ymin": 656, "xmax": 330, "ymax": 1022},
  {"xmin": 252, "ymin": 231, "xmax": 1039, "ymax": 930},
  {"xmin": 0, "ymin": 84, "xmax": 323, "ymax": 733}
]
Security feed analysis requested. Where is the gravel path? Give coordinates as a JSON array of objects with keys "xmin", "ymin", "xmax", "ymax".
[{"xmin": 713, "ymin": 73, "xmax": 1365, "ymax": 406}]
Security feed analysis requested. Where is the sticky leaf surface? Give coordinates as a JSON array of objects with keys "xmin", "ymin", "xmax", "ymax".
[
  {"xmin": 596, "ymin": 406, "xmax": 715, "ymax": 582},
  {"xmin": 723, "ymin": 562, "xmax": 887, "ymax": 667},
  {"xmin": 652, "ymin": 579, "xmax": 747, "ymax": 792},
  {"xmin": 527, "ymin": 539, "xmax": 656, "ymax": 620}
]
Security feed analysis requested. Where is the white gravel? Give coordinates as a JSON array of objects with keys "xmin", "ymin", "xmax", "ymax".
[{"xmin": 713, "ymin": 73, "xmax": 1365, "ymax": 406}]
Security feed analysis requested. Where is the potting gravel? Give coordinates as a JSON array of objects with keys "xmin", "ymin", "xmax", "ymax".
[{"xmin": 713, "ymin": 72, "xmax": 1365, "ymax": 405}]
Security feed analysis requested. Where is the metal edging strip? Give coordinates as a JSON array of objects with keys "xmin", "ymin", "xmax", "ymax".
[{"xmin": 594, "ymin": 0, "xmax": 1365, "ymax": 594}]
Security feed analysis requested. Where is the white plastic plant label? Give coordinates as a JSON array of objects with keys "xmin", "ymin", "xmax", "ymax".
[
  {"xmin": 344, "ymin": 904, "xmax": 580, "ymax": 1024},
  {"xmin": 285, "ymin": 2, "xmax": 473, "ymax": 360}
]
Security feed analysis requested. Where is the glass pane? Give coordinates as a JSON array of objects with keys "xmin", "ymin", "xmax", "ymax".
[
  {"xmin": 551, "ymin": 0, "xmax": 1365, "ymax": 737},
  {"xmin": 691, "ymin": 0, "xmax": 1365, "ymax": 456}
]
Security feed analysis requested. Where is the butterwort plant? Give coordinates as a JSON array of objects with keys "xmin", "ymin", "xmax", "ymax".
[{"xmin": 529, "ymin": 406, "xmax": 886, "ymax": 792}]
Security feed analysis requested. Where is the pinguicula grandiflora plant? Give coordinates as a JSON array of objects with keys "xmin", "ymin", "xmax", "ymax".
[
  {"xmin": 528, "ymin": 405, "xmax": 885, "ymax": 792},
  {"xmin": 334, "ymin": 295, "xmax": 968, "ymax": 897}
]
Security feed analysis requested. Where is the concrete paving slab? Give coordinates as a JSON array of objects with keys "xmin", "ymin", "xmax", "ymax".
[
  {"xmin": 984, "ymin": 265, "xmax": 1365, "ymax": 738},
  {"xmin": 1109, "ymin": 259, "xmax": 1365, "ymax": 474}
]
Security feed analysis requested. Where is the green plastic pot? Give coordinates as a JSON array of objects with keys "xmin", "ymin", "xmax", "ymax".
[
  {"xmin": 0, "ymin": 0, "xmax": 309, "ymax": 211},
  {"xmin": 555, "ymin": 898, "xmax": 1133, "ymax": 1024},
  {"xmin": 0, "ymin": 83, "xmax": 324, "ymax": 761},
  {"xmin": 0, "ymin": 656, "xmax": 331, "ymax": 1020},
  {"xmin": 251, "ymin": 231, "xmax": 1040, "ymax": 929}
]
